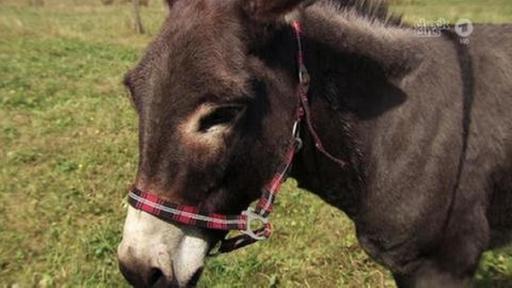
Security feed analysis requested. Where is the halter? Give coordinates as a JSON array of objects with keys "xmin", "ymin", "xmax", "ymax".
[{"xmin": 127, "ymin": 20, "xmax": 346, "ymax": 254}]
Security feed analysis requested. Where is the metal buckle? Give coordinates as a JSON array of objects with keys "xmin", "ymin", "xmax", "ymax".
[
  {"xmin": 241, "ymin": 207, "xmax": 269, "ymax": 240},
  {"xmin": 292, "ymin": 120, "xmax": 301, "ymax": 136},
  {"xmin": 295, "ymin": 137, "xmax": 303, "ymax": 151},
  {"xmin": 299, "ymin": 64, "xmax": 310, "ymax": 85},
  {"xmin": 291, "ymin": 120, "xmax": 303, "ymax": 151}
]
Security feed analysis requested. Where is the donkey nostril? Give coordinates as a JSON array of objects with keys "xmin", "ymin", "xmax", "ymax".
[{"xmin": 148, "ymin": 267, "xmax": 165, "ymax": 286}]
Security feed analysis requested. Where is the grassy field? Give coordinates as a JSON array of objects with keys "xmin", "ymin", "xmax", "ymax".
[{"xmin": 0, "ymin": 0, "xmax": 511, "ymax": 287}]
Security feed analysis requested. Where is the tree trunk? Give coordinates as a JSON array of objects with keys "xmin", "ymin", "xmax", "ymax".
[{"xmin": 132, "ymin": 0, "xmax": 145, "ymax": 34}]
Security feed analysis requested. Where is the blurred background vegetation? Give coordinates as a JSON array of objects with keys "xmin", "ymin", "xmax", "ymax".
[{"xmin": 0, "ymin": 0, "xmax": 511, "ymax": 287}]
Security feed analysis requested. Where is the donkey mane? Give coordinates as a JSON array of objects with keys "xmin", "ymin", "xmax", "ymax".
[{"xmin": 330, "ymin": 0, "xmax": 403, "ymax": 27}]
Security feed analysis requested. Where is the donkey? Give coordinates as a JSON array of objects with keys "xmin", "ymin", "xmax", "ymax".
[{"xmin": 117, "ymin": 0, "xmax": 512, "ymax": 287}]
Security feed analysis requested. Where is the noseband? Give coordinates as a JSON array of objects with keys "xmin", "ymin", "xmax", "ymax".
[{"xmin": 127, "ymin": 21, "xmax": 346, "ymax": 254}]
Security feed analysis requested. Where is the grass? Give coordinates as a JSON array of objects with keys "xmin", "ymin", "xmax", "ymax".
[
  {"xmin": 0, "ymin": 0, "xmax": 511, "ymax": 287},
  {"xmin": 390, "ymin": 0, "xmax": 512, "ymax": 23}
]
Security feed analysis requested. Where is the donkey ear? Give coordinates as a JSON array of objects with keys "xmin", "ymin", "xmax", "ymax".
[{"xmin": 242, "ymin": 0, "xmax": 316, "ymax": 21}]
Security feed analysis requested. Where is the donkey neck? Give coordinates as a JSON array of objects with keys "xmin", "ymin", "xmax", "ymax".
[{"xmin": 282, "ymin": 6, "xmax": 414, "ymax": 218}]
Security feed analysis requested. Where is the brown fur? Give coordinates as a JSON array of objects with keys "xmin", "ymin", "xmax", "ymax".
[{"xmin": 120, "ymin": 0, "xmax": 512, "ymax": 287}]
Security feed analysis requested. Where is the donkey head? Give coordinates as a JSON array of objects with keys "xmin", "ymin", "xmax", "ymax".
[{"xmin": 117, "ymin": 0, "xmax": 313, "ymax": 286}]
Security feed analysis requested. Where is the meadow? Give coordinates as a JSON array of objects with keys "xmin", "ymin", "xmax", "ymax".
[{"xmin": 0, "ymin": 0, "xmax": 511, "ymax": 287}]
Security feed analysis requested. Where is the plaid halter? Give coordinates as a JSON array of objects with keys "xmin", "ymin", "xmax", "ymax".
[{"xmin": 127, "ymin": 21, "xmax": 346, "ymax": 254}]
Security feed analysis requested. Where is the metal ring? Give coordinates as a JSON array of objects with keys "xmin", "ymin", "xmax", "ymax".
[
  {"xmin": 295, "ymin": 137, "xmax": 303, "ymax": 151},
  {"xmin": 292, "ymin": 120, "xmax": 301, "ymax": 136},
  {"xmin": 241, "ymin": 208, "xmax": 269, "ymax": 241},
  {"xmin": 299, "ymin": 65, "xmax": 310, "ymax": 85}
]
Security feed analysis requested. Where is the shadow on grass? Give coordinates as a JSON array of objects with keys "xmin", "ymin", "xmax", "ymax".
[
  {"xmin": 475, "ymin": 271, "xmax": 512, "ymax": 288},
  {"xmin": 476, "ymin": 278, "xmax": 512, "ymax": 288}
]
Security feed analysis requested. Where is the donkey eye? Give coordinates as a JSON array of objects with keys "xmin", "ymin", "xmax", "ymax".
[{"xmin": 198, "ymin": 105, "xmax": 244, "ymax": 132}]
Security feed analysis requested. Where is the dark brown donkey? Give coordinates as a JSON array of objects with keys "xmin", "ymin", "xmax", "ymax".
[{"xmin": 117, "ymin": 0, "xmax": 512, "ymax": 287}]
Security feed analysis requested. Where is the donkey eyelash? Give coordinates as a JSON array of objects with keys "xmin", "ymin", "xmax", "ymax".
[{"xmin": 198, "ymin": 105, "xmax": 245, "ymax": 132}]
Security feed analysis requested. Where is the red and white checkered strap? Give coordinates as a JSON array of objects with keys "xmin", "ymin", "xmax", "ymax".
[
  {"xmin": 128, "ymin": 138, "xmax": 299, "ymax": 253},
  {"xmin": 128, "ymin": 188, "xmax": 247, "ymax": 230}
]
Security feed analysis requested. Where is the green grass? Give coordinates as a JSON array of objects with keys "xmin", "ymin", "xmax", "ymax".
[
  {"xmin": 0, "ymin": 0, "xmax": 511, "ymax": 287},
  {"xmin": 390, "ymin": 0, "xmax": 512, "ymax": 23}
]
